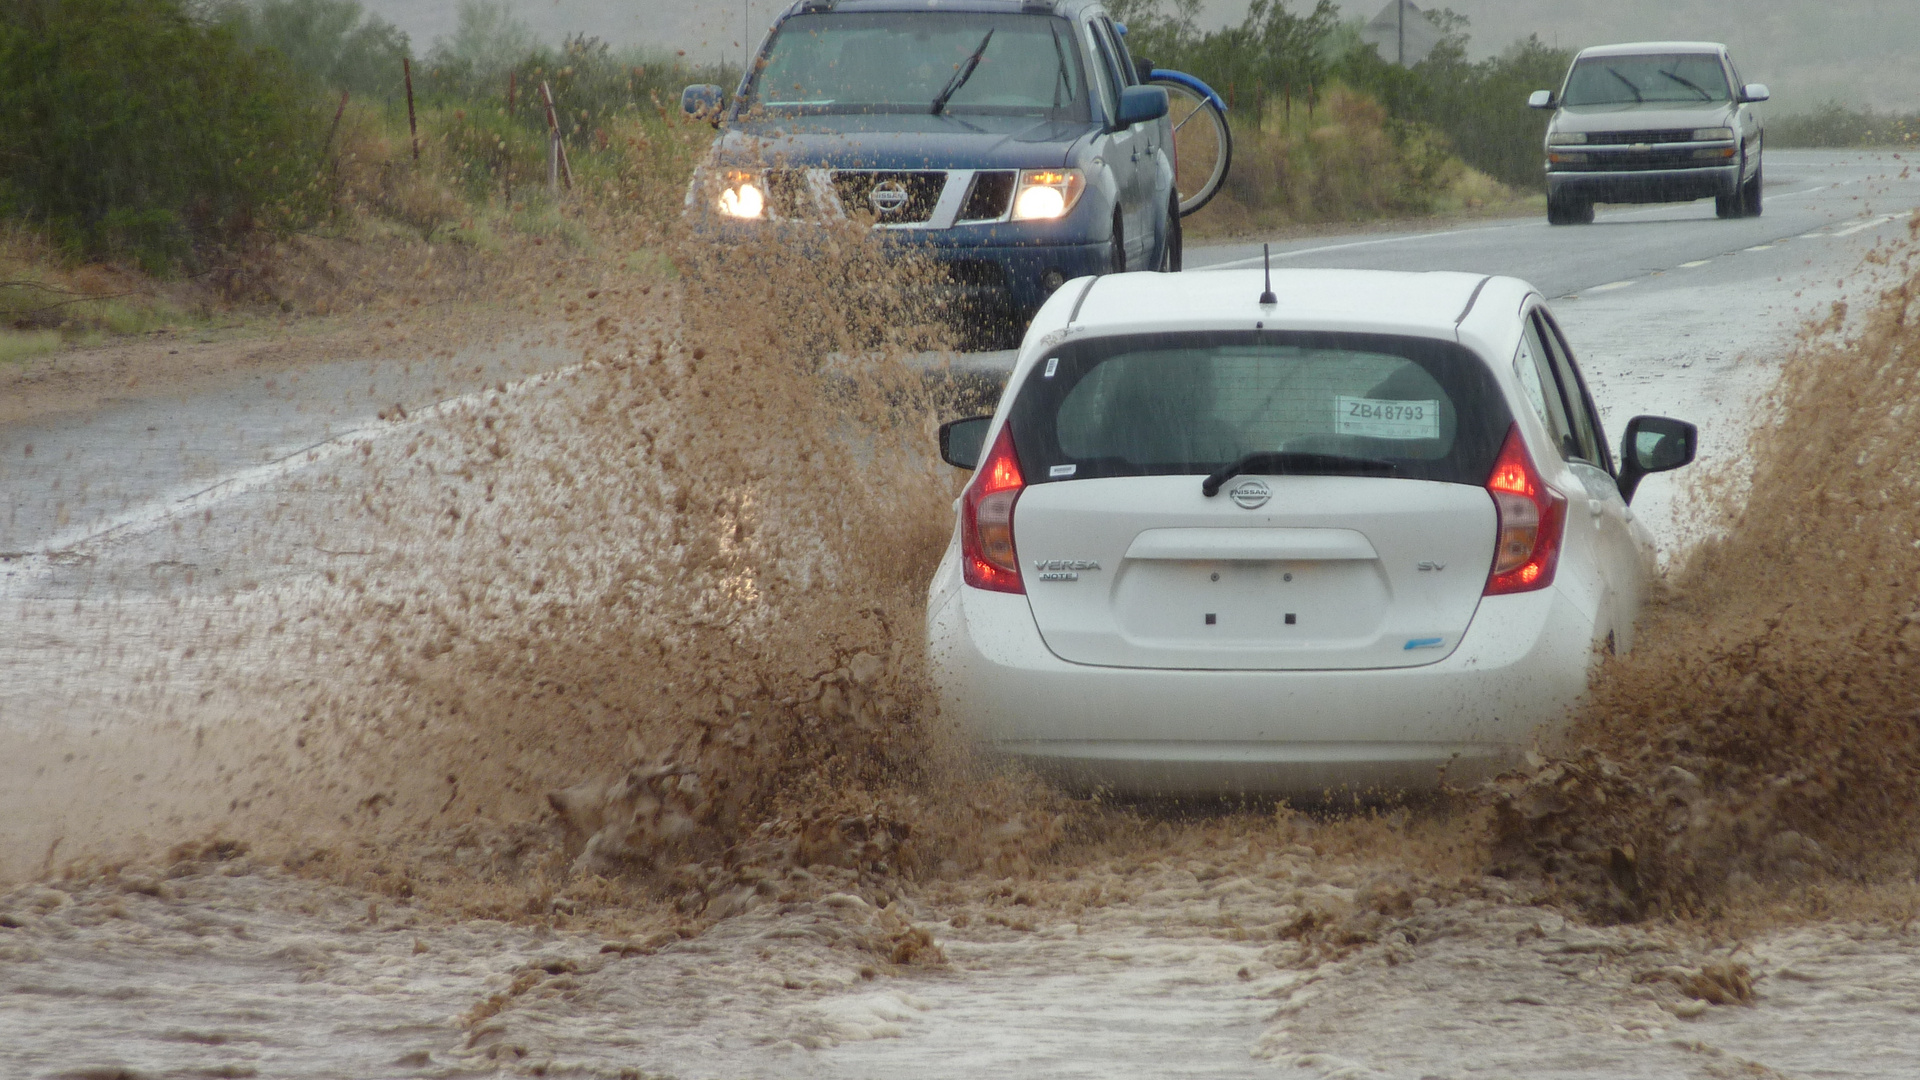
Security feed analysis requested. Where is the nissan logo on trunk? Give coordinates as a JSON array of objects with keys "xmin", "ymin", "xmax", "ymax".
[
  {"xmin": 869, "ymin": 180, "xmax": 910, "ymax": 215},
  {"xmin": 1229, "ymin": 479, "xmax": 1271, "ymax": 509}
]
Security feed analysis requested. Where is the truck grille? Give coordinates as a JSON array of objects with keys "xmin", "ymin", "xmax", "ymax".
[
  {"xmin": 830, "ymin": 170, "xmax": 946, "ymax": 224},
  {"xmin": 1582, "ymin": 129, "xmax": 1698, "ymax": 146}
]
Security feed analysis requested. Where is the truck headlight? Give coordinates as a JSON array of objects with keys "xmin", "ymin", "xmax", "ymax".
[
  {"xmin": 717, "ymin": 171, "xmax": 766, "ymax": 220},
  {"xmin": 1691, "ymin": 126, "xmax": 1735, "ymax": 142},
  {"xmin": 1011, "ymin": 169, "xmax": 1086, "ymax": 221},
  {"xmin": 1546, "ymin": 131, "xmax": 1586, "ymax": 146}
]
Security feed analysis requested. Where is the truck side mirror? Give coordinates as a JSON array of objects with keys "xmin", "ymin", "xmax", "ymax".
[
  {"xmin": 681, "ymin": 84, "xmax": 724, "ymax": 122},
  {"xmin": 1740, "ymin": 83, "xmax": 1771, "ymax": 103},
  {"xmin": 1527, "ymin": 89, "xmax": 1555, "ymax": 110},
  {"xmin": 1114, "ymin": 85, "xmax": 1169, "ymax": 129},
  {"xmin": 1617, "ymin": 415, "xmax": 1697, "ymax": 504},
  {"xmin": 939, "ymin": 416, "xmax": 993, "ymax": 470}
]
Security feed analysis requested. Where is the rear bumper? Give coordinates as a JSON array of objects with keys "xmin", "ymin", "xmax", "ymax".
[
  {"xmin": 925, "ymin": 548, "xmax": 1598, "ymax": 797},
  {"xmin": 1547, "ymin": 164, "xmax": 1739, "ymax": 204}
]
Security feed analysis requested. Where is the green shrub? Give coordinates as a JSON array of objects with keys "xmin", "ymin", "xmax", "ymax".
[
  {"xmin": 1340, "ymin": 33, "xmax": 1571, "ymax": 191},
  {"xmin": 1769, "ymin": 102, "xmax": 1920, "ymax": 148},
  {"xmin": 1111, "ymin": 0, "xmax": 1569, "ymax": 192},
  {"xmin": 0, "ymin": 0, "xmax": 326, "ymax": 269}
]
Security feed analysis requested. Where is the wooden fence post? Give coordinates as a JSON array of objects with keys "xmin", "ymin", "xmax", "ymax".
[
  {"xmin": 539, "ymin": 81, "xmax": 574, "ymax": 192},
  {"xmin": 404, "ymin": 57, "xmax": 419, "ymax": 162},
  {"xmin": 319, "ymin": 89, "xmax": 349, "ymax": 170}
]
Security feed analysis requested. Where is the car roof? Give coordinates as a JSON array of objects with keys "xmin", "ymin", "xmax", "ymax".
[
  {"xmin": 1015, "ymin": 269, "xmax": 1542, "ymax": 395},
  {"xmin": 783, "ymin": 0, "xmax": 1098, "ymax": 16},
  {"xmin": 1574, "ymin": 41, "xmax": 1728, "ymax": 59},
  {"xmin": 1061, "ymin": 269, "xmax": 1494, "ymax": 339}
]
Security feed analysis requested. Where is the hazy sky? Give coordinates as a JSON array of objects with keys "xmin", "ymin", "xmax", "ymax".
[{"xmin": 364, "ymin": 1, "xmax": 1911, "ymax": 110}]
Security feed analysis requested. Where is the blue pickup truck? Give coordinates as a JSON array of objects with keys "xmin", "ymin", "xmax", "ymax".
[{"xmin": 682, "ymin": 0, "xmax": 1215, "ymax": 342}]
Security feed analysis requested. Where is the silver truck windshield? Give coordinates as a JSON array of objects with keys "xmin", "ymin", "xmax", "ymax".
[
  {"xmin": 747, "ymin": 12, "xmax": 1088, "ymax": 119},
  {"xmin": 1562, "ymin": 54, "xmax": 1732, "ymax": 107}
]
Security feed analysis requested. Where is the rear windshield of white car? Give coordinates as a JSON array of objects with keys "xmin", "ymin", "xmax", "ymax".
[
  {"xmin": 1004, "ymin": 331, "xmax": 1513, "ymax": 486},
  {"xmin": 1561, "ymin": 54, "xmax": 1731, "ymax": 107},
  {"xmin": 745, "ymin": 12, "xmax": 1089, "ymax": 120}
]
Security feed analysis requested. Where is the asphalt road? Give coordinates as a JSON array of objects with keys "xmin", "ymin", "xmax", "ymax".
[{"xmin": 1188, "ymin": 149, "xmax": 1917, "ymax": 298}]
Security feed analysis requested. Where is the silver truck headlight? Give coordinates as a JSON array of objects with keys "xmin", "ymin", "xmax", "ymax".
[
  {"xmin": 1546, "ymin": 131, "xmax": 1586, "ymax": 146},
  {"xmin": 1691, "ymin": 126, "xmax": 1735, "ymax": 142}
]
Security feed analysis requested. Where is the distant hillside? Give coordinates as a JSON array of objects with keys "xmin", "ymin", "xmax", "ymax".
[{"xmin": 358, "ymin": 0, "xmax": 1906, "ymax": 112}]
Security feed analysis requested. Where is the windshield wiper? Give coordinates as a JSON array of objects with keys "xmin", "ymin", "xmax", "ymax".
[
  {"xmin": 1048, "ymin": 22, "xmax": 1071, "ymax": 109},
  {"xmin": 1657, "ymin": 69, "xmax": 1714, "ymax": 101},
  {"xmin": 1201, "ymin": 451, "xmax": 1396, "ymax": 496},
  {"xmin": 1605, "ymin": 67, "xmax": 1644, "ymax": 103},
  {"xmin": 932, "ymin": 29, "xmax": 994, "ymax": 115}
]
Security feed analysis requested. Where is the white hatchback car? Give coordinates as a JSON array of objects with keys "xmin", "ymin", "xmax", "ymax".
[{"xmin": 926, "ymin": 267, "xmax": 1697, "ymax": 796}]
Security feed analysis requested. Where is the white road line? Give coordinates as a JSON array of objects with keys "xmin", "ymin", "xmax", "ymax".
[
  {"xmin": 1830, "ymin": 215, "xmax": 1897, "ymax": 238},
  {"xmin": 1745, "ymin": 244, "xmax": 1776, "ymax": 252},
  {"xmin": 1679, "ymin": 259, "xmax": 1712, "ymax": 268},
  {"xmin": 0, "ymin": 362, "xmax": 585, "ymax": 595},
  {"xmin": 1588, "ymin": 280, "xmax": 1637, "ymax": 293},
  {"xmin": 1195, "ymin": 222, "xmax": 1531, "ymax": 271}
]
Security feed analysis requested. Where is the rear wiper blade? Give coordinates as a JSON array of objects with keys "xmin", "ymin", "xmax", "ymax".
[
  {"xmin": 932, "ymin": 29, "xmax": 994, "ymax": 115},
  {"xmin": 1201, "ymin": 451, "xmax": 1396, "ymax": 497}
]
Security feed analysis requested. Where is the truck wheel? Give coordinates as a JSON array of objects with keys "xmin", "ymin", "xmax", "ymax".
[
  {"xmin": 1741, "ymin": 163, "xmax": 1763, "ymax": 217},
  {"xmin": 1161, "ymin": 195, "xmax": 1182, "ymax": 272},
  {"xmin": 1547, "ymin": 194, "xmax": 1592, "ymax": 226},
  {"xmin": 1716, "ymin": 154, "xmax": 1747, "ymax": 218}
]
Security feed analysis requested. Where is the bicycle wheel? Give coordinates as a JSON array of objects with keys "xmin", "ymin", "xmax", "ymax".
[{"xmin": 1150, "ymin": 77, "xmax": 1231, "ymax": 217}]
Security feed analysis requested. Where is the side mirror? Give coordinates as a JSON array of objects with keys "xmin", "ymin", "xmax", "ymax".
[
  {"xmin": 1114, "ymin": 85, "xmax": 1169, "ymax": 129},
  {"xmin": 1740, "ymin": 83, "xmax": 1771, "ymax": 103},
  {"xmin": 1617, "ymin": 415, "xmax": 1697, "ymax": 504},
  {"xmin": 681, "ymin": 84, "xmax": 724, "ymax": 121},
  {"xmin": 939, "ymin": 416, "xmax": 993, "ymax": 470},
  {"xmin": 1527, "ymin": 89, "xmax": 1556, "ymax": 110}
]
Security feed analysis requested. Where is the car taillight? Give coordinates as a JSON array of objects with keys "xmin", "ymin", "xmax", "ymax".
[
  {"xmin": 1485, "ymin": 423, "xmax": 1567, "ymax": 595},
  {"xmin": 961, "ymin": 425, "xmax": 1025, "ymax": 593}
]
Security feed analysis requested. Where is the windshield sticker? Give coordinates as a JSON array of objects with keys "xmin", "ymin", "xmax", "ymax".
[
  {"xmin": 1049, "ymin": 463, "xmax": 1077, "ymax": 478},
  {"xmin": 1044, "ymin": 356, "xmax": 1060, "ymax": 378},
  {"xmin": 1335, "ymin": 396, "xmax": 1440, "ymax": 439}
]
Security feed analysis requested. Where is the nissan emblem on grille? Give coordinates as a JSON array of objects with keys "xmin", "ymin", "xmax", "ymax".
[
  {"xmin": 1229, "ymin": 479, "xmax": 1272, "ymax": 509},
  {"xmin": 869, "ymin": 180, "xmax": 910, "ymax": 215}
]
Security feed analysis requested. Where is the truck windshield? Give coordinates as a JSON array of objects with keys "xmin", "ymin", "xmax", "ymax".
[
  {"xmin": 1562, "ymin": 54, "xmax": 1731, "ymax": 107},
  {"xmin": 746, "ymin": 12, "xmax": 1088, "ymax": 119}
]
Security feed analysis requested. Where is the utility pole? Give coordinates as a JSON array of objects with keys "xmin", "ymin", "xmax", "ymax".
[{"xmin": 1397, "ymin": 0, "xmax": 1405, "ymax": 67}]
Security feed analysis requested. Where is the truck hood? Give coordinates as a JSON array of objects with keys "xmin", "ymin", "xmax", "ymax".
[
  {"xmin": 713, "ymin": 113, "xmax": 1091, "ymax": 171},
  {"xmin": 1553, "ymin": 102, "xmax": 1735, "ymax": 135}
]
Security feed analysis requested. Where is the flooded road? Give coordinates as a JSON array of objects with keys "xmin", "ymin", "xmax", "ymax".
[{"xmin": 5, "ymin": 151, "xmax": 1920, "ymax": 1079}]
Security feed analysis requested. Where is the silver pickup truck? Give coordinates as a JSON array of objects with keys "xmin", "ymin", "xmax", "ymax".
[{"xmin": 1528, "ymin": 41, "xmax": 1768, "ymax": 225}]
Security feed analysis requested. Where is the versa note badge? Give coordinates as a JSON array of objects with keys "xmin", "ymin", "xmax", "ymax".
[
  {"xmin": 1034, "ymin": 558, "xmax": 1099, "ymax": 583},
  {"xmin": 869, "ymin": 180, "xmax": 910, "ymax": 215},
  {"xmin": 1229, "ymin": 479, "xmax": 1272, "ymax": 509}
]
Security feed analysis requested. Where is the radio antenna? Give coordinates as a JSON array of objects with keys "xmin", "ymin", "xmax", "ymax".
[{"xmin": 1258, "ymin": 243, "xmax": 1277, "ymax": 306}]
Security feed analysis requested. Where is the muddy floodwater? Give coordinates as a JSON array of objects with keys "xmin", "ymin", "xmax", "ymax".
[{"xmin": 8, "ymin": 161, "xmax": 1920, "ymax": 1078}]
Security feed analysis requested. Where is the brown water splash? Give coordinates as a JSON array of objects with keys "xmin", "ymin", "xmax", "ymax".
[
  {"xmin": 1482, "ymin": 241, "xmax": 1920, "ymax": 919},
  {"xmin": 253, "ymin": 216, "xmax": 1068, "ymax": 919}
]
